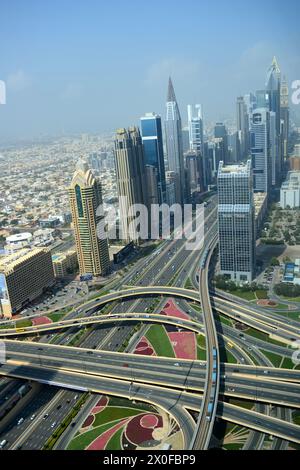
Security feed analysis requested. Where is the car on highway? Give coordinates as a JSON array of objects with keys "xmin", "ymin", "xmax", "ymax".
[
  {"xmin": 30, "ymin": 414, "xmax": 36, "ymax": 420},
  {"xmin": 51, "ymin": 421, "xmax": 57, "ymax": 428},
  {"xmin": 0, "ymin": 440, "xmax": 7, "ymax": 449},
  {"xmin": 17, "ymin": 417, "xmax": 24, "ymax": 426},
  {"xmin": 43, "ymin": 413, "xmax": 49, "ymax": 419}
]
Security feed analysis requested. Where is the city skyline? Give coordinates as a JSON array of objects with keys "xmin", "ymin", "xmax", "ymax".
[{"xmin": 0, "ymin": 0, "xmax": 300, "ymax": 142}]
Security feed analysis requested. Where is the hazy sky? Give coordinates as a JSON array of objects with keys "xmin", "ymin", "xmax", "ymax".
[{"xmin": 0, "ymin": 0, "xmax": 300, "ymax": 142}]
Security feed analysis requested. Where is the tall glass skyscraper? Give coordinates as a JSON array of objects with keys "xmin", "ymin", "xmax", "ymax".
[
  {"xmin": 218, "ymin": 160, "xmax": 255, "ymax": 283},
  {"xmin": 165, "ymin": 77, "xmax": 184, "ymax": 204},
  {"xmin": 250, "ymin": 108, "xmax": 270, "ymax": 194},
  {"xmin": 140, "ymin": 112, "xmax": 166, "ymax": 204},
  {"xmin": 114, "ymin": 127, "xmax": 148, "ymax": 243},
  {"xmin": 187, "ymin": 104, "xmax": 204, "ymax": 153},
  {"xmin": 265, "ymin": 57, "xmax": 281, "ymax": 186}
]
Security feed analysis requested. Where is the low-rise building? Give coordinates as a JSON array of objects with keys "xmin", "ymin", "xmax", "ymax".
[
  {"xmin": 283, "ymin": 259, "xmax": 300, "ymax": 285},
  {"xmin": 52, "ymin": 250, "xmax": 78, "ymax": 278},
  {"xmin": 253, "ymin": 192, "xmax": 268, "ymax": 237},
  {"xmin": 280, "ymin": 171, "xmax": 300, "ymax": 209},
  {"xmin": 0, "ymin": 248, "xmax": 55, "ymax": 318}
]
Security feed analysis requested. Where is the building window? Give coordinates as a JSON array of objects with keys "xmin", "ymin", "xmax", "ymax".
[{"xmin": 75, "ymin": 185, "xmax": 84, "ymax": 217}]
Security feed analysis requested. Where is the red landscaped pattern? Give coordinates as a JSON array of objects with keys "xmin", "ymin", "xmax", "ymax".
[
  {"xmin": 125, "ymin": 413, "xmax": 163, "ymax": 445},
  {"xmin": 133, "ymin": 336, "xmax": 156, "ymax": 356},
  {"xmin": 168, "ymin": 331, "xmax": 196, "ymax": 359},
  {"xmin": 91, "ymin": 396, "xmax": 108, "ymax": 414},
  {"xmin": 86, "ymin": 418, "xmax": 127, "ymax": 450},
  {"xmin": 32, "ymin": 316, "xmax": 52, "ymax": 325},
  {"xmin": 82, "ymin": 414, "xmax": 95, "ymax": 428},
  {"xmin": 160, "ymin": 299, "xmax": 190, "ymax": 320}
]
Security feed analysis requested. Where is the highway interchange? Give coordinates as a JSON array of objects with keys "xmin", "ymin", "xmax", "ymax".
[{"xmin": 0, "ymin": 195, "xmax": 299, "ymax": 450}]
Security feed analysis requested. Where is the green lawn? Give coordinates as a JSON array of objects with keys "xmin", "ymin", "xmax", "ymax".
[
  {"xmin": 197, "ymin": 334, "xmax": 206, "ymax": 348},
  {"xmin": 93, "ymin": 406, "xmax": 144, "ymax": 428},
  {"xmin": 230, "ymin": 290, "xmax": 256, "ymax": 301},
  {"xmin": 108, "ymin": 397, "xmax": 154, "ymax": 411},
  {"xmin": 105, "ymin": 427, "xmax": 124, "ymax": 450},
  {"xmin": 245, "ymin": 328, "xmax": 286, "ymax": 346},
  {"xmin": 15, "ymin": 319, "xmax": 32, "ymax": 328},
  {"xmin": 146, "ymin": 324, "xmax": 175, "ymax": 357},
  {"xmin": 184, "ymin": 278, "xmax": 194, "ymax": 289},
  {"xmin": 255, "ymin": 289, "xmax": 268, "ymax": 299},
  {"xmin": 67, "ymin": 420, "xmax": 121, "ymax": 450},
  {"xmin": 47, "ymin": 312, "xmax": 66, "ymax": 322},
  {"xmin": 292, "ymin": 411, "xmax": 300, "ymax": 426},
  {"xmin": 197, "ymin": 347, "xmax": 206, "ymax": 360},
  {"xmin": 229, "ymin": 398, "xmax": 254, "ymax": 410},
  {"xmin": 281, "ymin": 357, "xmax": 296, "ymax": 369},
  {"xmin": 260, "ymin": 349, "xmax": 283, "ymax": 367},
  {"xmin": 223, "ymin": 443, "xmax": 244, "ymax": 450}
]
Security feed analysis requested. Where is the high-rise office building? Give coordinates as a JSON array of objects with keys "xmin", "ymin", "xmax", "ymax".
[
  {"xmin": 228, "ymin": 131, "xmax": 240, "ymax": 163},
  {"xmin": 214, "ymin": 122, "xmax": 228, "ymax": 163},
  {"xmin": 236, "ymin": 96, "xmax": 249, "ymax": 160},
  {"xmin": 244, "ymin": 92, "xmax": 256, "ymax": 115},
  {"xmin": 69, "ymin": 158, "xmax": 110, "ymax": 277},
  {"xmin": 140, "ymin": 112, "xmax": 166, "ymax": 204},
  {"xmin": 185, "ymin": 151, "xmax": 200, "ymax": 191},
  {"xmin": 250, "ymin": 108, "xmax": 270, "ymax": 194},
  {"xmin": 145, "ymin": 165, "xmax": 159, "ymax": 205},
  {"xmin": 265, "ymin": 57, "xmax": 282, "ymax": 186},
  {"xmin": 182, "ymin": 127, "xmax": 190, "ymax": 154},
  {"xmin": 187, "ymin": 104, "xmax": 204, "ymax": 153},
  {"xmin": 165, "ymin": 77, "xmax": 184, "ymax": 204},
  {"xmin": 280, "ymin": 76, "xmax": 289, "ymax": 162},
  {"xmin": 114, "ymin": 127, "xmax": 148, "ymax": 242},
  {"xmin": 218, "ymin": 160, "xmax": 255, "ymax": 283}
]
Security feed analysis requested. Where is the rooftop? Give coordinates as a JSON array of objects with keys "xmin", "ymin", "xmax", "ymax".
[{"xmin": 0, "ymin": 247, "xmax": 49, "ymax": 273}]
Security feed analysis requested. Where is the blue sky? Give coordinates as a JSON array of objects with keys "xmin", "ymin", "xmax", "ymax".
[{"xmin": 0, "ymin": 0, "xmax": 300, "ymax": 141}]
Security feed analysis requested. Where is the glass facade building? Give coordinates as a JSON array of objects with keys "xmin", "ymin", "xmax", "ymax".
[
  {"xmin": 218, "ymin": 160, "xmax": 255, "ymax": 283},
  {"xmin": 140, "ymin": 113, "xmax": 166, "ymax": 204}
]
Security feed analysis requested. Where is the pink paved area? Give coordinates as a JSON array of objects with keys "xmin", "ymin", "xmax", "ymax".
[
  {"xmin": 140, "ymin": 414, "xmax": 159, "ymax": 429},
  {"xmin": 168, "ymin": 331, "xmax": 197, "ymax": 359},
  {"xmin": 32, "ymin": 316, "xmax": 52, "ymax": 325},
  {"xmin": 160, "ymin": 299, "xmax": 190, "ymax": 320},
  {"xmin": 86, "ymin": 418, "xmax": 127, "ymax": 450}
]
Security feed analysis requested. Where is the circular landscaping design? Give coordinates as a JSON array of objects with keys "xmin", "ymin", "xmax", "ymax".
[{"xmin": 125, "ymin": 413, "xmax": 163, "ymax": 445}]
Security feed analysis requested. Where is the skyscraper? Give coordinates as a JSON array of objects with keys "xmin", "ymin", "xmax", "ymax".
[
  {"xmin": 69, "ymin": 158, "xmax": 110, "ymax": 277},
  {"xmin": 280, "ymin": 76, "xmax": 289, "ymax": 162},
  {"xmin": 145, "ymin": 165, "xmax": 159, "ymax": 205},
  {"xmin": 114, "ymin": 127, "xmax": 148, "ymax": 242},
  {"xmin": 214, "ymin": 122, "xmax": 228, "ymax": 163},
  {"xmin": 250, "ymin": 108, "xmax": 270, "ymax": 194},
  {"xmin": 236, "ymin": 96, "xmax": 249, "ymax": 160},
  {"xmin": 165, "ymin": 77, "xmax": 184, "ymax": 204},
  {"xmin": 265, "ymin": 57, "xmax": 282, "ymax": 186},
  {"xmin": 187, "ymin": 104, "xmax": 204, "ymax": 153},
  {"xmin": 218, "ymin": 160, "xmax": 255, "ymax": 283},
  {"xmin": 140, "ymin": 112, "xmax": 166, "ymax": 204}
]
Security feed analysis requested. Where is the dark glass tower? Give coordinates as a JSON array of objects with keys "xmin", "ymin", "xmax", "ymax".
[{"xmin": 140, "ymin": 113, "xmax": 166, "ymax": 204}]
